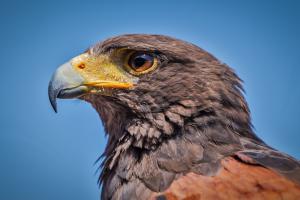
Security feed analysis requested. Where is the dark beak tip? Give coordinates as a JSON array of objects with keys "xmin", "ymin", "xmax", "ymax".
[
  {"xmin": 49, "ymin": 93, "xmax": 58, "ymax": 113},
  {"xmin": 50, "ymin": 101, "xmax": 58, "ymax": 113},
  {"xmin": 48, "ymin": 81, "xmax": 58, "ymax": 113}
]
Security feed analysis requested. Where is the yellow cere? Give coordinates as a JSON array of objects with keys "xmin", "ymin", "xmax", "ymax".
[{"xmin": 71, "ymin": 53, "xmax": 135, "ymax": 89}]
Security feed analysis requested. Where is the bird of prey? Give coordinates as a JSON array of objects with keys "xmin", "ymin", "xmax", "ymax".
[{"xmin": 48, "ymin": 34, "xmax": 300, "ymax": 200}]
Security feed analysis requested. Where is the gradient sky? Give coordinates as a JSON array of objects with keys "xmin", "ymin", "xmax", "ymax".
[{"xmin": 0, "ymin": 0, "xmax": 299, "ymax": 200}]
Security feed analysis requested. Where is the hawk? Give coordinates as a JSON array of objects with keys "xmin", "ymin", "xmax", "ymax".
[{"xmin": 48, "ymin": 34, "xmax": 300, "ymax": 199}]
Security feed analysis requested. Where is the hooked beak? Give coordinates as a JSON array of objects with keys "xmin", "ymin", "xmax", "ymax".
[
  {"xmin": 48, "ymin": 53, "xmax": 134, "ymax": 113},
  {"xmin": 48, "ymin": 62, "xmax": 88, "ymax": 112}
]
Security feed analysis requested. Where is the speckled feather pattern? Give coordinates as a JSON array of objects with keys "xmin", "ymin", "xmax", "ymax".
[{"xmin": 82, "ymin": 34, "xmax": 300, "ymax": 199}]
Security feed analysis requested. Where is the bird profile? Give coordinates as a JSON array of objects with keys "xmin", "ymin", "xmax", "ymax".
[{"xmin": 48, "ymin": 34, "xmax": 300, "ymax": 200}]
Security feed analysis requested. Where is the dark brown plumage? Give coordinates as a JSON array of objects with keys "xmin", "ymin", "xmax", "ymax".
[{"xmin": 49, "ymin": 34, "xmax": 300, "ymax": 200}]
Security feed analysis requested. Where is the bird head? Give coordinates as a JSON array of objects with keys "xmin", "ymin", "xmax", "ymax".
[{"xmin": 49, "ymin": 34, "xmax": 257, "ymax": 149}]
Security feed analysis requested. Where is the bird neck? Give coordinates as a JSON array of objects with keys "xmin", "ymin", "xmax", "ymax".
[
  {"xmin": 88, "ymin": 92, "xmax": 265, "ymax": 193},
  {"xmin": 97, "ymin": 102, "xmax": 265, "ymax": 199}
]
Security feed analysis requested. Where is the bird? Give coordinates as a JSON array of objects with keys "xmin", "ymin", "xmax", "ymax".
[{"xmin": 48, "ymin": 34, "xmax": 300, "ymax": 200}]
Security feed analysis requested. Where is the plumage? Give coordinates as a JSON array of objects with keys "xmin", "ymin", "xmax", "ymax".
[
  {"xmin": 151, "ymin": 157, "xmax": 300, "ymax": 200},
  {"xmin": 48, "ymin": 34, "xmax": 300, "ymax": 199}
]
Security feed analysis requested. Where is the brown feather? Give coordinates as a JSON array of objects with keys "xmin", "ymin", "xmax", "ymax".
[{"xmin": 151, "ymin": 157, "xmax": 300, "ymax": 200}]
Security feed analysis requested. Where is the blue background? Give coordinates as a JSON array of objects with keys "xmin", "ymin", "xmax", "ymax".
[{"xmin": 0, "ymin": 0, "xmax": 299, "ymax": 199}]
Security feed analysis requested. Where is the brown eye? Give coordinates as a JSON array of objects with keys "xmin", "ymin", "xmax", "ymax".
[{"xmin": 126, "ymin": 52, "xmax": 158, "ymax": 74}]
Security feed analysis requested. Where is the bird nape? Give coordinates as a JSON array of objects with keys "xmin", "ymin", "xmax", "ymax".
[{"xmin": 48, "ymin": 34, "xmax": 300, "ymax": 200}]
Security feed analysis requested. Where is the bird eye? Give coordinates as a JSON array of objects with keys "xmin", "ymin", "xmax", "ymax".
[{"xmin": 125, "ymin": 52, "xmax": 158, "ymax": 75}]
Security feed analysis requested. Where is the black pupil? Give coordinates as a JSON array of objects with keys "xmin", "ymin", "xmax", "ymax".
[{"xmin": 130, "ymin": 53, "xmax": 153, "ymax": 70}]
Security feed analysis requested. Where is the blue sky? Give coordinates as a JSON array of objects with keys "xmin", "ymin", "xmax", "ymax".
[{"xmin": 0, "ymin": 0, "xmax": 299, "ymax": 199}]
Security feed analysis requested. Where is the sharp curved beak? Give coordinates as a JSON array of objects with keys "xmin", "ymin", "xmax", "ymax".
[
  {"xmin": 48, "ymin": 62, "xmax": 88, "ymax": 113},
  {"xmin": 48, "ymin": 53, "xmax": 135, "ymax": 113}
]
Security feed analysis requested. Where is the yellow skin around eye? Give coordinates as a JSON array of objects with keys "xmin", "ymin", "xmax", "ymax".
[
  {"xmin": 70, "ymin": 53, "xmax": 136, "ymax": 89},
  {"xmin": 68, "ymin": 50, "xmax": 158, "ymax": 92}
]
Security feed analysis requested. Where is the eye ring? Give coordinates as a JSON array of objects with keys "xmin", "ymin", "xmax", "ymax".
[{"xmin": 125, "ymin": 51, "xmax": 158, "ymax": 75}]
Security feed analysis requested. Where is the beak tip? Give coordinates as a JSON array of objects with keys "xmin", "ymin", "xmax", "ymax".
[
  {"xmin": 48, "ymin": 81, "xmax": 58, "ymax": 113},
  {"xmin": 51, "ymin": 101, "xmax": 58, "ymax": 113},
  {"xmin": 49, "ymin": 93, "xmax": 58, "ymax": 113}
]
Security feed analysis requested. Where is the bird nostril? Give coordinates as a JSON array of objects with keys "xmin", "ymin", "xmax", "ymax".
[{"xmin": 78, "ymin": 63, "xmax": 86, "ymax": 69}]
